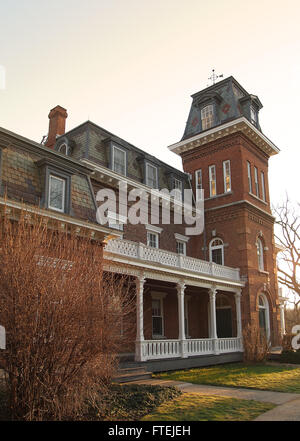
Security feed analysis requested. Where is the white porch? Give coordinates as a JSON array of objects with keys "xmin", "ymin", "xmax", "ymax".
[{"xmin": 104, "ymin": 238, "xmax": 244, "ymax": 363}]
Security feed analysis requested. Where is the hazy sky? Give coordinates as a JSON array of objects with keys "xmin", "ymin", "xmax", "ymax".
[{"xmin": 0, "ymin": 0, "xmax": 300, "ymax": 206}]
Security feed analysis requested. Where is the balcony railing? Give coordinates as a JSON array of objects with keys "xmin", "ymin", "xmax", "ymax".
[{"xmin": 105, "ymin": 238, "xmax": 240, "ymax": 282}]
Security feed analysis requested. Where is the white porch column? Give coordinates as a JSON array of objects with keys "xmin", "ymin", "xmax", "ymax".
[
  {"xmin": 279, "ymin": 304, "xmax": 286, "ymax": 336},
  {"xmin": 235, "ymin": 289, "xmax": 243, "ymax": 339},
  {"xmin": 135, "ymin": 276, "xmax": 146, "ymax": 362},
  {"xmin": 235, "ymin": 289, "xmax": 243, "ymax": 351},
  {"xmin": 177, "ymin": 282, "xmax": 187, "ymax": 358},
  {"xmin": 209, "ymin": 286, "xmax": 219, "ymax": 354}
]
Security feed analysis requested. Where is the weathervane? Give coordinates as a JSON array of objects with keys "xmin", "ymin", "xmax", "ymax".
[{"xmin": 207, "ymin": 69, "xmax": 223, "ymax": 86}]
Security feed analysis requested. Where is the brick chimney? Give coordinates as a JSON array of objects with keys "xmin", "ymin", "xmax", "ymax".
[{"xmin": 45, "ymin": 105, "xmax": 68, "ymax": 149}]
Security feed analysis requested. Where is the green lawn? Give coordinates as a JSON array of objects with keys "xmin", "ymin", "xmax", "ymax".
[
  {"xmin": 141, "ymin": 393, "xmax": 275, "ymax": 421},
  {"xmin": 154, "ymin": 363, "xmax": 300, "ymax": 393}
]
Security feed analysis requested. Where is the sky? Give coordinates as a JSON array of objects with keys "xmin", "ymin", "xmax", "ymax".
[{"xmin": 0, "ymin": 0, "xmax": 299, "ymax": 206}]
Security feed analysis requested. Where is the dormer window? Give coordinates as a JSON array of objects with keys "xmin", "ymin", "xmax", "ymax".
[
  {"xmin": 58, "ymin": 143, "xmax": 71, "ymax": 156},
  {"xmin": 173, "ymin": 178, "xmax": 183, "ymax": 200},
  {"xmin": 201, "ymin": 105, "xmax": 214, "ymax": 130},
  {"xmin": 112, "ymin": 144, "xmax": 127, "ymax": 175},
  {"xmin": 250, "ymin": 105, "xmax": 257, "ymax": 125},
  {"xmin": 48, "ymin": 175, "xmax": 66, "ymax": 213},
  {"xmin": 146, "ymin": 163, "xmax": 158, "ymax": 189}
]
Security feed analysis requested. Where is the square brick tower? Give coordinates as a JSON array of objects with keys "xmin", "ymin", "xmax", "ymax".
[{"xmin": 168, "ymin": 76, "xmax": 281, "ymax": 345}]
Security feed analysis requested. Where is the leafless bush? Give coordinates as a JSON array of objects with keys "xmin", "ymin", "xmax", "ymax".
[
  {"xmin": 242, "ymin": 323, "xmax": 268, "ymax": 363},
  {"xmin": 0, "ymin": 209, "xmax": 134, "ymax": 420},
  {"xmin": 280, "ymin": 333, "xmax": 294, "ymax": 352}
]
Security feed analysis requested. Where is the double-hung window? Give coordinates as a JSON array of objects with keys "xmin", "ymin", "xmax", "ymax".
[
  {"xmin": 176, "ymin": 240, "xmax": 186, "ymax": 256},
  {"xmin": 112, "ymin": 145, "xmax": 126, "ymax": 175},
  {"xmin": 254, "ymin": 166, "xmax": 259, "ymax": 197},
  {"xmin": 146, "ymin": 163, "xmax": 158, "ymax": 189},
  {"xmin": 48, "ymin": 175, "xmax": 66, "ymax": 213},
  {"xmin": 152, "ymin": 298, "xmax": 164, "ymax": 337},
  {"xmin": 209, "ymin": 165, "xmax": 217, "ymax": 197},
  {"xmin": 147, "ymin": 231, "xmax": 159, "ymax": 248},
  {"xmin": 223, "ymin": 160, "xmax": 231, "ymax": 193},
  {"xmin": 201, "ymin": 105, "xmax": 214, "ymax": 130}
]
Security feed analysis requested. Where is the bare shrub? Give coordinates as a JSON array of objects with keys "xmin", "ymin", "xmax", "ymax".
[
  {"xmin": 281, "ymin": 333, "xmax": 294, "ymax": 352},
  {"xmin": 0, "ymin": 209, "xmax": 134, "ymax": 420},
  {"xmin": 242, "ymin": 323, "xmax": 268, "ymax": 363}
]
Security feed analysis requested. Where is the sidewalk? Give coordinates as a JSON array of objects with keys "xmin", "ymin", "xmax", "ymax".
[{"xmin": 130, "ymin": 378, "xmax": 300, "ymax": 421}]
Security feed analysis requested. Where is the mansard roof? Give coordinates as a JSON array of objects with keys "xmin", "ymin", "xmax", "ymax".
[
  {"xmin": 181, "ymin": 76, "xmax": 264, "ymax": 141},
  {"xmin": 55, "ymin": 120, "xmax": 190, "ymax": 190}
]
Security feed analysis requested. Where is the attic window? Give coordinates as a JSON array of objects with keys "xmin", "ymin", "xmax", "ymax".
[{"xmin": 201, "ymin": 105, "xmax": 214, "ymax": 130}]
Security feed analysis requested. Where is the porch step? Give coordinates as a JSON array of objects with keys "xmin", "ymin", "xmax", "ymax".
[{"xmin": 113, "ymin": 366, "xmax": 153, "ymax": 383}]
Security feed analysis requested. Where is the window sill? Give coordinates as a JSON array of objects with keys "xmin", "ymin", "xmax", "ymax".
[
  {"xmin": 152, "ymin": 335, "xmax": 166, "ymax": 340},
  {"xmin": 259, "ymin": 270, "xmax": 269, "ymax": 276},
  {"xmin": 249, "ymin": 192, "xmax": 268, "ymax": 205},
  {"xmin": 205, "ymin": 191, "xmax": 233, "ymax": 201}
]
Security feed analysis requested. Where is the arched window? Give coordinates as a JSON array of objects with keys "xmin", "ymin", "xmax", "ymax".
[
  {"xmin": 258, "ymin": 293, "xmax": 270, "ymax": 341},
  {"xmin": 209, "ymin": 238, "xmax": 224, "ymax": 265},
  {"xmin": 58, "ymin": 143, "xmax": 71, "ymax": 156},
  {"xmin": 257, "ymin": 238, "xmax": 264, "ymax": 271}
]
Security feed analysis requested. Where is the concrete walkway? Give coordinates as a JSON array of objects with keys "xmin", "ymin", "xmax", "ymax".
[{"xmin": 130, "ymin": 378, "xmax": 300, "ymax": 421}]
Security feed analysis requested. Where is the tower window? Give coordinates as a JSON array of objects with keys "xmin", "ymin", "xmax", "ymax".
[
  {"xmin": 258, "ymin": 294, "xmax": 270, "ymax": 340},
  {"xmin": 209, "ymin": 238, "xmax": 224, "ymax": 265},
  {"xmin": 201, "ymin": 105, "xmax": 214, "ymax": 130},
  {"xmin": 257, "ymin": 238, "xmax": 264, "ymax": 271},
  {"xmin": 247, "ymin": 161, "xmax": 252, "ymax": 193},
  {"xmin": 261, "ymin": 172, "xmax": 266, "ymax": 201},
  {"xmin": 254, "ymin": 167, "xmax": 259, "ymax": 197},
  {"xmin": 250, "ymin": 105, "xmax": 257, "ymax": 125},
  {"xmin": 209, "ymin": 165, "xmax": 217, "ymax": 197},
  {"xmin": 195, "ymin": 169, "xmax": 202, "ymax": 200},
  {"xmin": 223, "ymin": 160, "xmax": 231, "ymax": 193}
]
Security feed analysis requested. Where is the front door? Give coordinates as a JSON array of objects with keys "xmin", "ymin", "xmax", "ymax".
[{"xmin": 216, "ymin": 307, "xmax": 232, "ymax": 338}]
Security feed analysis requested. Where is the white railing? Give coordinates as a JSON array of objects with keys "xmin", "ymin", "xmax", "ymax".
[
  {"xmin": 218, "ymin": 337, "xmax": 243, "ymax": 353},
  {"xmin": 105, "ymin": 239, "xmax": 240, "ymax": 282},
  {"xmin": 142, "ymin": 339, "xmax": 181, "ymax": 360},
  {"xmin": 140, "ymin": 337, "xmax": 242, "ymax": 360}
]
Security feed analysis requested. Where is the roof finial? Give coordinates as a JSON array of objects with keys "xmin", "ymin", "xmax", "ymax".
[{"xmin": 207, "ymin": 69, "xmax": 223, "ymax": 86}]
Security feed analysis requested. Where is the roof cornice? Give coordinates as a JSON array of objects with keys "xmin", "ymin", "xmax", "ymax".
[{"xmin": 168, "ymin": 117, "xmax": 280, "ymax": 157}]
